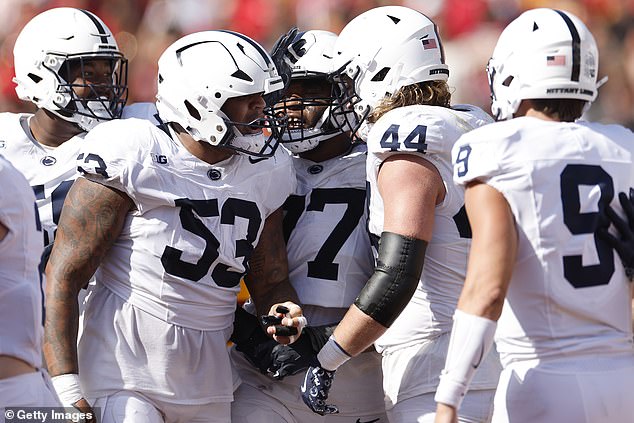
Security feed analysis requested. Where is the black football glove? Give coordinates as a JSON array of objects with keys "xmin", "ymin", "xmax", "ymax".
[
  {"xmin": 263, "ymin": 26, "xmax": 299, "ymax": 107},
  {"xmin": 230, "ymin": 306, "xmax": 276, "ymax": 374},
  {"xmin": 260, "ymin": 304, "xmax": 301, "ymax": 337},
  {"xmin": 268, "ymin": 324, "xmax": 335, "ymax": 380},
  {"xmin": 300, "ymin": 360, "xmax": 338, "ymax": 416},
  {"xmin": 597, "ymin": 189, "xmax": 634, "ymax": 281}
]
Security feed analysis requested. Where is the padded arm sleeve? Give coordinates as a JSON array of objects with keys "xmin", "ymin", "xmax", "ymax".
[
  {"xmin": 353, "ymin": 231, "xmax": 427, "ymax": 327},
  {"xmin": 435, "ymin": 309, "xmax": 497, "ymax": 409}
]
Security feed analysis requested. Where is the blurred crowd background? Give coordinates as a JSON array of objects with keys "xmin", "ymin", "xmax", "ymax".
[{"xmin": 1, "ymin": 0, "xmax": 633, "ymax": 127}]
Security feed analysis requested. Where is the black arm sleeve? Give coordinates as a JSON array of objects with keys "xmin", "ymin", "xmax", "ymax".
[{"xmin": 354, "ymin": 231, "xmax": 427, "ymax": 327}]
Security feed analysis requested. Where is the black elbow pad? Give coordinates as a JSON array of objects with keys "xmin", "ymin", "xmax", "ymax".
[{"xmin": 354, "ymin": 231, "xmax": 427, "ymax": 327}]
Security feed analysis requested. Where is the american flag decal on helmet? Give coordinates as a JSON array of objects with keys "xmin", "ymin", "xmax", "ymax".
[
  {"xmin": 547, "ymin": 55, "xmax": 566, "ymax": 66},
  {"xmin": 422, "ymin": 38, "xmax": 437, "ymax": 50}
]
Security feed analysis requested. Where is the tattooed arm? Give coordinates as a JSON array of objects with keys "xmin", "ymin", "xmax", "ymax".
[
  {"xmin": 244, "ymin": 207, "xmax": 299, "ymax": 316},
  {"xmin": 44, "ymin": 177, "xmax": 133, "ymax": 378}
]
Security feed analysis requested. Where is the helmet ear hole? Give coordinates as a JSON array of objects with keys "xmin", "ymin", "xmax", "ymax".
[
  {"xmin": 502, "ymin": 76, "xmax": 514, "ymax": 87},
  {"xmin": 184, "ymin": 100, "xmax": 201, "ymax": 121}
]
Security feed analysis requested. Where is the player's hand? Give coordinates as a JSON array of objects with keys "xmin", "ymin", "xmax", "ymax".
[
  {"xmin": 51, "ymin": 373, "xmax": 96, "ymax": 422},
  {"xmin": 72, "ymin": 398, "xmax": 97, "ymax": 423},
  {"xmin": 263, "ymin": 302, "xmax": 306, "ymax": 344},
  {"xmin": 230, "ymin": 306, "xmax": 276, "ymax": 374},
  {"xmin": 268, "ymin": 324, "xmax": 335, "ymax": 380},
  {"xmin": 264, "ymin": 27, "xmax": 298, "ymax": 106},
  {"xmin": 235, "ymin": 339, "xmax": 276, "ymax": 375},
  {"xmin": 434, "ymin": 403, "xmax": 458, "ymax": 423},
  {"xmin": 597, "ymin": 190, "xmax": 634, "ymax": 281},
  {"xmin": 300, "ymin": 362, "xmax": 338, "ymax": 415}
]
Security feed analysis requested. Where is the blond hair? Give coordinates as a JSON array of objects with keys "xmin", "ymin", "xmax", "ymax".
[{"xmin": 368, "ymin": 80, "xmax": 452, "ymax": 123}]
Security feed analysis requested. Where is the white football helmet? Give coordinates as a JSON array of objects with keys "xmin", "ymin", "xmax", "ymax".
[
  {"xmin": 13, "ymin": 7, "xmax": 128, "ymax": 131},
  {"xmin": 487, "ymin": 8, "xmax": 600, "ymax": 120},
  {"xmin": 274, "ymin": 30, "xmax": 352, "ymax": 154},
  {"xmin": 330, "ymin": 5, "xmax": 448, "ymax": 131},
  {"xmin": 156, "ymin": 30, "xmax": 286, "ymax": 157}
]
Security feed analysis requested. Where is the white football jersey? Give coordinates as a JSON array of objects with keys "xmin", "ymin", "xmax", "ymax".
[
  {"xmin": 0, "ymin": 113, "xmax": 84, "ymax": 245},
  {"xmin": 77, "ymin": 103, "xmax": 295, "ymax": 331},
  {"xmin": 453, "ymin": 116, "xmax": 634, "ymax": 366},
  {"xmin": 366, "ymin": 104, "xmax": 493, "ymax": 351},
  {"xmin": 284, "ymin": 143, "xmax": 373, "ymax": 317},
  {"xmin": 0, "ymin": 155, "xmax": 44, "ymax": 368}
]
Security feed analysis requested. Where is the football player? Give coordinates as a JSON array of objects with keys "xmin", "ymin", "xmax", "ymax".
[
  {"xmin": 0, "ymin": 156, "xmax": 62, "ymax": 411},
  {"xmin": 299, "ymin": 6, "xmax": 502, "ymax": 422},
  {"xmin": 43, "ymin": 30, "xmax": 304, "ymax": 422},
  {"xmin": 230, "ymin": 30, "xmax": 387, "ymax": 423},
  {"xmin": 0, "ymin": 7, "xmax": 127, "ymax": 247},
  {"xmin": 1, "ymin": 8, "xmax": 128, "ymax": 334},
  {"xmin": 434, "ymin": 8, "xmax": 634, "ymax": 423}
]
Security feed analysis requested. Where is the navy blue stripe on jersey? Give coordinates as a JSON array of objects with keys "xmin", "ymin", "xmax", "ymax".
[
  {"xmin": 79, "ymin": 9, "xmax": 109, "ymax": 44},
  {"xmin": 32, "ymin": 184, "xmax": 45, "ymax": 200},
  {"xmin": 218, "ymin": 30, "xmax": 271, "ymax": 66},
  {"xmin": 554, "ymin": 10, "xmax": 581, "ymax": 82},
  {"xmin": 153, "ymin": 113, "xmax": 172, "ymax": 138}
]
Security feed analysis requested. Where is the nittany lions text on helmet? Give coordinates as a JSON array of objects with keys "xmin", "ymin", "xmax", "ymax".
[
  {"xmin": 155, "ymin": 30, "xmax": 286, "ymax": 157},
  {"xmin": 13, "ymin": 7, "xmax": 128, "ymax": 131},
  {"xmin": 487, "ymin": 8, "xmax": 601, "ymax": 120}
]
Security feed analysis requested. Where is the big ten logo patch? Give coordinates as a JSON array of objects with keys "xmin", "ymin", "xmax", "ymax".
[{"xmin": 151, "ymin": 153, "xmax": 168, "ymax": 164}]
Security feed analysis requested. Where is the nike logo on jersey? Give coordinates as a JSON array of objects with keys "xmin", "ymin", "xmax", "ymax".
[
  {"xmin": 472, "ymin": 345, "xmax": 485, "ymax": 369},
  {"xmin": 356, "ymin": 418, "xmax": 380, "ymax": 423}
]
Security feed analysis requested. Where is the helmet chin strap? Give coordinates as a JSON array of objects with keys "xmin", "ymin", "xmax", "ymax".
[
  {"xmin": 596, "ymin": 75, "xmax": 608, "ymax": 90},
  {"xmin": 356, "ymin": 119, "xmax": 372, "ymax": 141}
]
